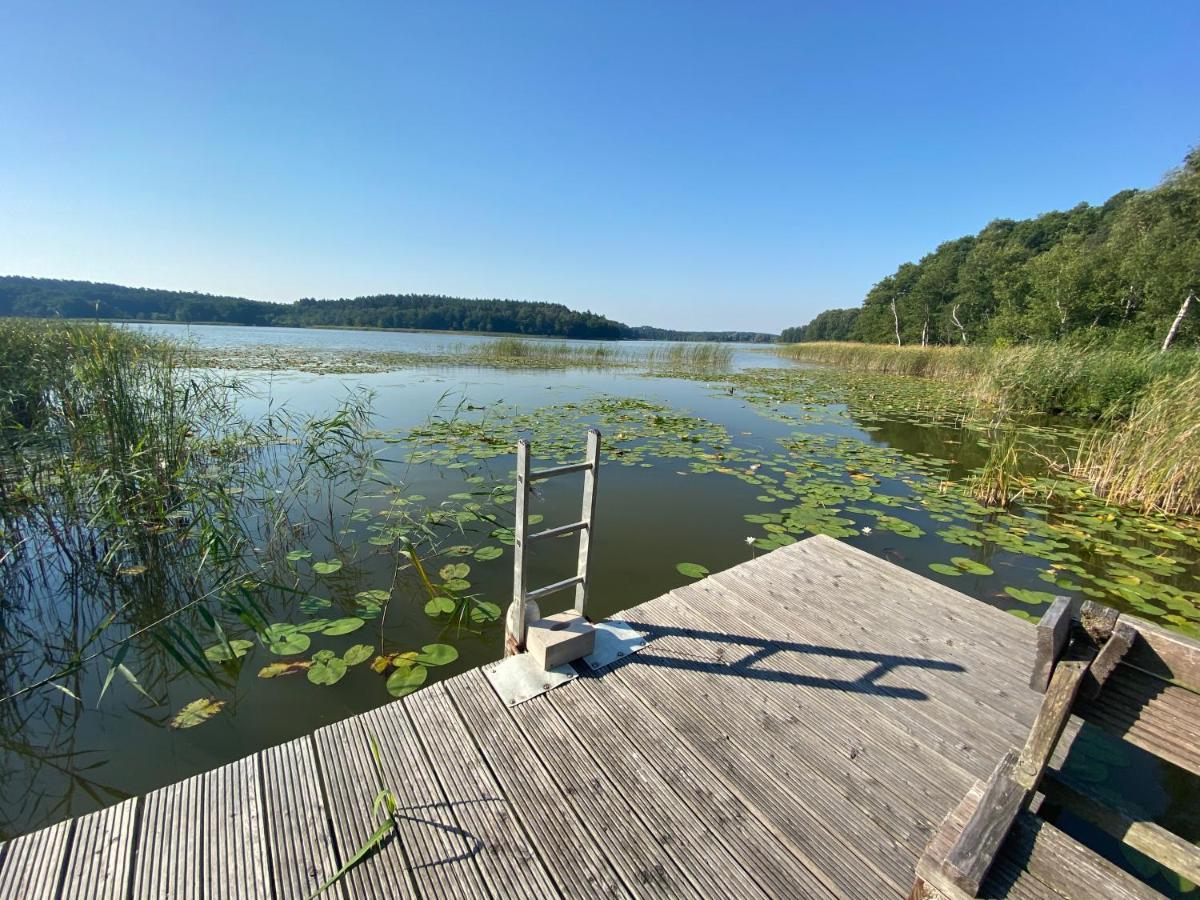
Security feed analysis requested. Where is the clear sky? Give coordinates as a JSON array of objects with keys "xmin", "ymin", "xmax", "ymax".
[{"xmin": 1, "ymin": 1, "xmax": 1196, "ymax": 332}]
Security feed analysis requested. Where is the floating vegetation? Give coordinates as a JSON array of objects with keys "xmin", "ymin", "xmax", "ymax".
[{"xmin": 182, "ymin": 337, "xmax": 640, "ymax": 373}]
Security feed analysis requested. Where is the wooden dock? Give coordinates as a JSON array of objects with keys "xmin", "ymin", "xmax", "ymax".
[{"xmin": 0, "ymin": 535, "xmax": 1071, "ymax": 899}]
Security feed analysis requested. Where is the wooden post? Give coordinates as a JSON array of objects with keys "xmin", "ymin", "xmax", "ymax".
[
  {"xmin": 505, "ymin": 439, "xmax": 531, "ymax": 656},
  {"xmin": 574, "ymin": 429, "xmax": 601, "ymax": 616}
]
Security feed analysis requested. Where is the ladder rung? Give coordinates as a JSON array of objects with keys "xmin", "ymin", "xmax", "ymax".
[
  {"xmin": 529, "ymin": 461, "xmax": 592, "ymax": 481},
  {"xmin": 525, "ymin": 575, "xmax": 584, "ymax": 603},
  {"xmin": 528, "ymin": 520, "xmax": 587, "ymax": 543}
]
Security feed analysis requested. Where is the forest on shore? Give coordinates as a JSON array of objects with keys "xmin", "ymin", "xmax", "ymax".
[
  {"xmin": 783, "ymin": 148, "xmax": 1200, "ymax": 348},
  {"xmin": 0, "ymin": 277, "xmax": 773, "ymax": 342}
]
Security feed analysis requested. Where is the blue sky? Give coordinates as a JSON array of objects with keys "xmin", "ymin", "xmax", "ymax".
[{"xmin": 1, "ymin": 2, "xmax": 1196, "ymax": 332}]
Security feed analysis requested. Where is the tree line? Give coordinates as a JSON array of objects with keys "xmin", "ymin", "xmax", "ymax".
[
  {"xmin": 784, "ymin": 147, "xmax": 1200, "ymax": 348},
  {"xmin": 0, "ymin": 278, "xmax": 632, "ymax": 339},
  {"xmin": 0, "ymin": 277, "xmax": 779, "ymax": 342}
]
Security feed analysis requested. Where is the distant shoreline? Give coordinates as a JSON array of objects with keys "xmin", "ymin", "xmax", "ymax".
[{"xmin": 2, "ymin": 315, "xmax": 777, "ymax": 344}]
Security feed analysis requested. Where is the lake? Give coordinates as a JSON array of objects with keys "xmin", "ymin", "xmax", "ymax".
[{"xmin": 3, "ymin": 323, "xmax": 1198, "ymax": 893}]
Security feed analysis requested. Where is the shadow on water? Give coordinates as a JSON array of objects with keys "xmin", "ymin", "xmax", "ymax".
[{"xmin": 593, "ymin": 620, "xmax": 964, "ymax": 701}]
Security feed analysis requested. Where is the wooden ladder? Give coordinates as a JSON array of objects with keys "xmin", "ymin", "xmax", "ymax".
[{"xmin": 504, "ymin": 428, "xmax": 601, "ymax": 655}]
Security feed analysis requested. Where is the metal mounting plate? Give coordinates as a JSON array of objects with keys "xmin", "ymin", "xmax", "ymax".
[
  {"xmin": 483, "ymin": 653, "xmax": 577, "ymax": 708},
  {"xmin": 581, "ymin": 619, "xmax": 647, "ymax": 670}
]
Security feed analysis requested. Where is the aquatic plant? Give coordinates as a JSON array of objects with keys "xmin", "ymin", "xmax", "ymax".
[
  {"xmin": 645, "ymin": 342, "xmax": 734, "ymax": 373},
  {"xmin": 778, "ymin": 340, "xmax": 1200, "ymax": 419},
  {"xmin": 1072, "ymin": 371, "xmax": 1200, "ymax": 516}
]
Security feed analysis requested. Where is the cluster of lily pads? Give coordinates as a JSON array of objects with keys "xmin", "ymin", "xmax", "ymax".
[{"xmin": 396, "ymin": 376, "xmax": 1200, "ymax": 639}]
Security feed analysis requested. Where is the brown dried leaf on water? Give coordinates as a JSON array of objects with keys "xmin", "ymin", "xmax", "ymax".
[
  {"xmin": 258, "ymin": 660, "xmax": 312, "ymax": 679},
  {"xmin": 169, "ymin": 697, "xmax": 226, "ymax": 729}
]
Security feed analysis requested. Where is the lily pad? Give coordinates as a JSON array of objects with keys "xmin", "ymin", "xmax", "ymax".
[
  {"xmin": 929, "ymin": 563, "xmax": 961, "ymax": 577},
  {"xmin": 286, "ymin": 549, "xmax": 312, "ymax": 562},
  {"xmin": 951, "ymin": 557, "xmax": 994, "ymax": 576},
  {"xmin": 307, "ymin": 657, "xmax": 349, "ymax": 686},
  {"xmin": 439, "ymin": 563, "xmax": 470, "ymax": 581},
  {"xmin": 474, "ymin": 545, "xmax": 503, "ymax": 561},
  {"xmin": 424, "ymin": 596, "xmax": 457, "ymax": 616},
  {"xmin": 1004, "ymin": 586, "xmax": 1057, "ymax": 606},
  {"xmin": 263, "ymin": 625, "xmax": 311, "ymax": 656},
  {"xmin": 312, "ymin": 559, "xmax": 343, "ymax": 575},
  {"xmin": 414, "ymin": 644, "xmax": 459, "ymax": 666},
  {"xmin": 676, "ymin": 562, "xmax": 710, "ymax": 579},
  {"xmin": 204, "ymin": 639, "xmax": 254, "ymax": 663},
  {"xmin": 386, "ymin": 664, "xmax": 429, "ymax": 698},
  {"xmin": 343, "ymin": 644, "xmax": 374, "ymax": 666},
  {"xmin": 322, "ymin": 617, "xmax": 366, "ymax": 636}
]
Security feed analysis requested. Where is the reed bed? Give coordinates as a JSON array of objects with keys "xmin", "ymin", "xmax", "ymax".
[
  {"xmin": 780, "ymin": 341, "xmax": 1200, "ymax": 419},
  {"xmin": 644, "ymin": 342, "xmax": 735, "ymax": 373},
  {"xmin": 1071, "ymin": 371, "xmax": 1200, "ymax": 516},
  {"xmin": 777, "ymin": 341, "xmax": 991, "ymax": 379}
]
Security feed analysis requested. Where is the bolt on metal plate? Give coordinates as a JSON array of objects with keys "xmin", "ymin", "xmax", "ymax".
[
  {"xmin": 483, "ymin": 653, "xmax": 578, "ymax": 707},
  {"xmin": 580, "ymin": 620, "xmax": 647, "ymax": 671}
]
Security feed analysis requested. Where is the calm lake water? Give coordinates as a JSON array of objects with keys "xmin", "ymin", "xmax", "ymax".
[{"xmin": 3, "ymin": 324, "xmax": 1198, "ymax": 893}]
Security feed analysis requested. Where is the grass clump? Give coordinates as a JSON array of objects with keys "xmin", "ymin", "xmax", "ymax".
[
  {"xmin": 1071, "ymin": 371, "xmax": 1200, "ymax": 516},
  {"xmin": 780, "ymin": 340, "xmax": 1200, "ymax": 419},
  {"xmin": 645, "ymin": 342, "xmax": 734, "ymax": 373},
  {"xmin": 777, "ymin": 341, "xmax": 991, "ymax": 379}
]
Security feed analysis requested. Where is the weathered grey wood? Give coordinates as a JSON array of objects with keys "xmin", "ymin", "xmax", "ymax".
[
  {"xmin": 1029, "ymin": 596, "xmax": 1072, "ymax": 693},
  {"xmin": 259, "ymin": 737, "xmax": 342, "ymax": 900},
  {"xmin": 1078, "ymin": 601, "xmax": 1120, "ymax": 646},
  {"xmin": 915, "ymin": 782, "xmax": 1050, "ymax": 900},
  {"xmin": 59, "ymin": 798, "xmax": 137, "ymax": 899},
  {"xmin": 1006, "ymin": 811, "xmax": 1166, "ymax": 900},
  {"xmin": 1042, "ymin": 770, "xmax": 1200, "ymax": 885},
  {"xmin": 509, "ymin": 692, "xmax": 708, "ymax": 899},
  {"xmin": 1015, "ymin": 659, "xmax": 1089, "ymax": 789},
  {"xmin": 312, "ymin": 721, "xmax": 416, "ymax": 899},
  {"xmin": 1082, "ymin": 619, "xmax": 1136, "ymax": 700},
  {"xmin": 8, "ymin": 535, "xmax": 1133, "ymax": 900},
  {"xmin": 352, "ymin": 701, "xmax": 491, "ymax": 899},
  {"xmin": 0, "ymin": 819, "xmax": 72, "ymax": 899},
  {"xmin": 447, "ymin": 673, "xmax": 630, "ymax": 899},
  {"xmin": 132, "ymin": 773, "xmax": 203, "ymax": 899},
  {"xmin": 940, "ymin": 750, "xmax": 1024, "ymax": 896},
  {"xmin": 565, "ymin": 671, "xmax": 839, "ymax": 899},
  {"xmin": 692, "ymin": 565, "xmax": 1036, "ymax": 754},
  {"xmin": 406, "ymin": 687, "xmax": 560, "ymax": 900},
  {"xmin": 574, "ymin": 427, "xmax": 600, "ymax": 614},
  {"xmin": 605, "ymin": 633, "xmax": 905, "ymax": 898},
  {"xmin": 623, "ymin": 588, "xmax": 986, "ymax": 832},
  {"xmin": 1076, "ymin": 662, "xmax": 1200, "ymax": 776},
  {"xmin": 203, "ymin": 755, "xmax": 269, "ymax": 900},
  {"xmin": 1125, "ymin": 614, "xmax": 1200, "ymax": 690}
]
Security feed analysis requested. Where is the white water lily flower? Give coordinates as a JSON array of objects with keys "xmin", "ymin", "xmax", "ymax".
[
  {"xmin": 745, "ymin": 536, "xmax": 756, "ymax": 545},
  {"xmin": 861, "ymin": 526, "xmax": 872, "ymax": 535}
]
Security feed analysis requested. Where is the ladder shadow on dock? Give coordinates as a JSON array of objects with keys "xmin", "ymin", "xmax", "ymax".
[{"xmin": 587, "ymin": 619, "xmax": 966, "ymax": 701}]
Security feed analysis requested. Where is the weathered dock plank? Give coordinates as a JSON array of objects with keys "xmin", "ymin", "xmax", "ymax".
[
  {"xmin": 6, "ymin": 535, "xmax": 1086, "ymax": 899},
  {"xmin": 0, "ymin": 819, "xmax": 71, "ymax": 899},
  {"xmin": 59, "ymin": 799, "xmax": 136, "ymax": 900},
  {"xmin": 259, "ymin": 737, "xmax": 341, "ymax": 900}
]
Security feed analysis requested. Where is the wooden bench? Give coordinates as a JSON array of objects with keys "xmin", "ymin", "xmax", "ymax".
[{"xmin": 910, "ymin": 598, "xmax": 1200, "ymax": 900}]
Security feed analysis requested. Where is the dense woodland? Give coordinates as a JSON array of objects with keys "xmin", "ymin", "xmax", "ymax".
[
  {"xmin": 0, "ymin": 277, "xmax": 775, "ymax": 342},
  {"xmin": 784, "ymin": 148, "xmax": 1200, "ymax": 347}
]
